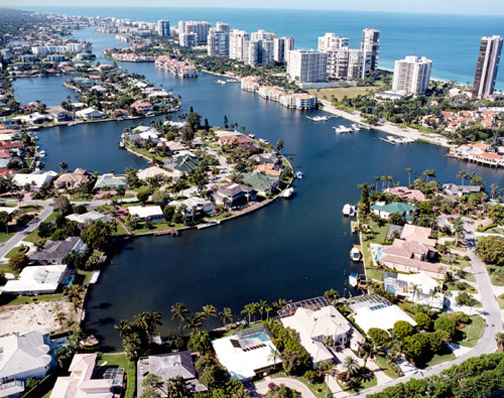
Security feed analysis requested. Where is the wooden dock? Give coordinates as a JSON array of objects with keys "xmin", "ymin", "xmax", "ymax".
[{"xmin": 351, "ymin": 221, "xmax": 360, "ymax": 234}]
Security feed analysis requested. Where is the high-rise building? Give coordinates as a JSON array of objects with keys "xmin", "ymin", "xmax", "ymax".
[
  {"xmin": 273, "ymin": 36, "xmax": 294, "ymax": 63},
  {"xmin": 245, "ymin": 39, "xmax": 274, "ymax": 66},
  {"xmin": 361, "ymin": 28, "xmax": 380, "ymax": 73},
  {"xmin": 472, "ymin": 35, "xmax": 503, "ymax": 100},
  {"xmin": 326, "ymin": 49, "xmax": 349, "ymax": 79},
  {"xmin": 318, "ymin": 33, "xmax": 349, "ymax": 52},
  {"xmin": 251, "ymin": 29, "xmax": 275, "ymax": 41},
  {"xmin": 157, "ymin": 20, "xmax": 170, "ymax": 37},
  {"xmin": 326, "ymin": 49, "xmax": 371, "ymax": 80},
  {"xmin": 287, "ymin": 50, "xmax": 327, "ymax": 84},
  {"xmin": 179, "ymin": 32, "xmax": 197, "ymax": 47},
  {"xmin": 392, "ymin": 56, "xmax": 432, "ymax": 95},
  {"xmin": 347, "ymin": 49, "xmax": 372, "ymax": 80},
  {"xmin": 229, "ymin": 29, "xmax": 249, "ymax": 61},
  {"xmin": 207, "ymin": 24, "xmax": 230, "ymax": 56},
  {"xmin": 178, "ymin": 21, "xmax": 211, "ymax": 44}
]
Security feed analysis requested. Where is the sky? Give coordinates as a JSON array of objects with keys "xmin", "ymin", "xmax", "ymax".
[{"xmin": 3, "ymin": 0, "xmax": 504, "ymax": 15}]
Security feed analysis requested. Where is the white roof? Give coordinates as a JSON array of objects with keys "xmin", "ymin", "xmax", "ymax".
[
  {"xmin": 138, "ymin": 131, "xmax": 159, "ymax": 140},
  {"xmin": 136, "ymin": 166, "xmax": 174, "ymax": 180},
  {"xmin": 214, "ymin": 130, "xmax": 243, "ymax": 137},
  {"xmin": 398, "ymin": 273, "xmax": 439, "ymax": 294},
  {"xmin": 66, "ymin": 211, "xmax": 114, "ymax": 225},
  {"xmin": 0, "ymin": 329, "xmax": 52, "ymax": 380},
  {"xmin": 0, "ymin": 206, "xmax": 17, "ymax": 214},
  {"xmin": 3, "ymin": 264, "xmax": 67, "ymax": 294},
  {"xmin": 12, "ymin": 172, "xmax": 56, "ymax": 188},
  {"xmin": 128, "ymin": 205, "xmax": 164, "ymax": 218},
  {"xmin": 212, "ymin": 331, "xmax": 280, "ymax": 381},
  {"xmin": 354, "ymin": 305, "xmax": 416, "ymax": 333},
  {"xmin": 164, "ymin": 121, "xmax": 187, "ymax": 128}
]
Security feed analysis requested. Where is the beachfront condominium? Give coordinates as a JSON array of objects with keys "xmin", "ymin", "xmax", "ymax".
[
  {"xmin": 157, "ymin": 19, "xmax": 170, "ymax": 37},
  {"xmin": 245, "ymin": 39, "xmax": 274, "ymax": 66},
  {"xmin": 361, "ymin": 28, "xmax": 380, "ymax": 73},
  {"xmin": 179, "ymin": 32, "xmax": 197, "ymax": 47},
  {"xmin": 178, "ymin": 20, "xmax": 211, "ymax": 44},
  {"xmin": 318, "ymin": 33, "xmax": 349, "ymax": 52},
  {"xmin": 229, "ymin": 29, "xmax": 249, "ymax": 61},
  {"xmin": 207, "ymin": 23, "xmax": 230, "ymax": 56},
  {"xmin": 251, "ymin": 29, "xmax": 275, "ymax": 41},
  {"xmin": 392, "ymin": 56, "xmax": 432, "ymax": 95},
  {"xmin": 287, "ymin": 50, "xmax": 327, "ymax": 83},
  {"xmin": 325, "ymin": 48, "xmax": 371, "ymax": 80},
  {"xmin": 472, "ymin": 35, "xmax": 503, "ymax": 100},
  {"xmin": 273, "ymin": 36, "xmax": 294, "ymax": 62}
]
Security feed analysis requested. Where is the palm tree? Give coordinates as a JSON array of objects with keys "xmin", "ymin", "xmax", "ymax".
[
  {"xmin": 184, "ymin": 313, "xmax": 203, "ymax": 332},
  {"xmin": 55, "ymin": 311, "xmax": 66, "ymax": 326},
  {"xmin": 410, "ymin": 283, "xmax": 419, "ymax": 303},
  {"xmin": 374, "ymin": 176, "xmax": 380, "ymax": 192},
  {"xmin": 381, "ymin": 175, "xmax": 387, "ymax": 192},
  {"xmin": 241, "ymin": 302, "xmax": 257, "ymax": 324},
  {"xmin": 171, "ymin": 302, "xmax": 189, "ymax": 330},
  {"xmin": 264, "ymin": 304, "xmax": 273, "ymax": 322},
  {"xmin": 342, "ymin": 355, "xmax": 360, "ymax": 377},
  {"xmin": 115, "ymin": 319, "xmax": 132, "ymax": 337},
  {"xmin": 219, "ymin": 307, "xmax": 233, "ymax": 330},
  {"xmin": 406, "ymin": 168, "xmax": 412, "ymax": 187},
  {"xmin": 423, "ymin": 169, "xmax": 436, "ymax": 181},
  {"xmin": 258, "ymin": 300, "xmax": 268, "ymax": 320},
  {"xmin": 268, "ymin": 347, "xmax": 282, "ymax": 370},
  {"xmin": 387, "ymin": 175, "xmax": 393, "ymax": 190},
  {"xmin": 457, "ymin": 170, "xmax": 468, "ymax": 186},
  {"xmin": 201, "ymin": 305, "xmax": 217, "ymax": 324},
  {"xmin": 453, "ymin": 217, "xmax": 465, "ymax": 247},
  {"xmin": 496, "ymin": 333, "xmax": 504, "ymax": 351},
  {"xmin": 358, "ymin": 340, "xmax": 373, "ymax": 369},
  {"xmin": 490, "ymin": 183, "xmax": 499, "ymax": 200}
]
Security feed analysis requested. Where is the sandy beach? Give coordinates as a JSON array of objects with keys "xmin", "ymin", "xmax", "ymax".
[{"xmin": 320, "ymin": 100, "xmax": 451, "ymax": 148}]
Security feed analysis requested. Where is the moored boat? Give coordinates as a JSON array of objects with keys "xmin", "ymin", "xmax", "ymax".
[
  {"xmin": 349, "ymin": 273, "xmax": 359, "ymax": 288},
  {"xmin": 282, "ymin": 187, "xmax": 295, "ymax": 198},
  {"xmin": 350, "ymin": 246, "xmax": 362, "ymax": 262},
  {"xmin": 333, "ymin": 125, "xmax": 353, "ymax": 134},
  {"xmin": 197, "ymin": 220, "xmax": 221, "ymax": 229},
  {"xmin": 342, "ymin": 203, "xmax": 356, "ymax": 217},
  {"xmin": 296, "ymin": 171, "xmax": 304, "ymax": 179},
  {"xmin": 306, "ymin": 115, "xmax": 330, "ymax": 122}
]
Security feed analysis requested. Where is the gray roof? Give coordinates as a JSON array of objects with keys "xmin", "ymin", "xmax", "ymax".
[
  {"xmin": 29, "ymin": 237, "xmax": 82, "ymax": 264},
  {"xmin": 94, "ymin": 174, "xmax": 128, "ymax": 190}
]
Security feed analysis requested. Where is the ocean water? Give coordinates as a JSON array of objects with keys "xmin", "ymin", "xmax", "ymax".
[{"xmin": 17, "ymin": 6, "xmax": 504, "ymax": 89}]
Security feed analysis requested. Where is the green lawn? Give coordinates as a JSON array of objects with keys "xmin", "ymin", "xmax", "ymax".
[
  {"xmin": 269, "ymin": 374, "xmax": 329, "ymax": 398},
  {"xmin": 336, "ymin": 372, "xmax": 378, "ymax": 393},
  {"xmin": 4, "ymin": 245, "xmax": 29, "ymax": 259},
  {"xmin": 441, "ymin": 254, "xmax": 471, "ymax": 268},
  {"xmin": 97, "ymin": 353, "xmax": 136, "ymax": 398},
  {"xmin": 0, "ymin": 231, "xmax": 14, "ymax": 243},
  {"xmin": 70, "ymin": 193, "xmax": 94, "ymax": 201},
  {"xmin": 307, "ymin": 86, "xmax": 379, "ymax": 102},
  {"xmin": 360, "ymin": 220, "xmax": 389, "ymax": 283},
  {"xmin": 1, "ymin": 293, "xmax": 63, "ymax": 306},
  {"xmin": 426, "ymin": 350, "xmax": 456, "ymax": 367},
  {"xmin": 113, "ymin": 222, "xmax": 129, "ymax": 236},
  {"xmin": 460, "ymin": 315, "xmax": 485, "ymax": 348},
  {"xmin": 498, "ymin": 294, "xmax": 504, "ymax": 309},
  {"xmin": 23, "ymin": 211, "xmax": 59, "ymax": 244},
  {"xmin": 374, "ymin": 355, "xmax": 400, "ymax": 379}
]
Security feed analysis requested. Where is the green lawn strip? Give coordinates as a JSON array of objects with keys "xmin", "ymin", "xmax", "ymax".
[
  {"xmin": 374, "ymin": 354, "xmax": 399, "ymax": 379},
  {"xmin": 0, "ymin": 263, "xmax": 13, "ymax": 274},
  {"xmin": 97, "ymin": 353, "xmax": 136, "ymax": 398},
  {"xmin": 335, "ymin": 373, "xmax": 378, "ymax": 393},
  {"xmin": 113, "ymin": 222, "xmax": 129, "ymax": 236},
  {"xmin": 70, "ymin": 193, "xmax": 94, "ymax": 201},
  {"xmin": 269, "ymin": 374, "xmax": 329, "ymax": 398},
  {"xmin": 132, "ymin": 221, "xmax": 173, "ymax": 235},
  {"xmin": 488, "ymin": 266, "xmax": 504, "ymax": 286},
  {"xmin": 23, "ymin": 211, "xmax": 60, "ymax": 244},
  {"xmin": 77, "ymin": 269, "xmax": 93, "ymax": 288},
  {"xmin": 459, "ymin": 315, "xmax": 485, "ymax": 348},
  {"xmin": 426, "ymin": 351, "xmax": 455, "ymax": 367},
  {"xmin": 498, "ymin": 294, "xmax": 504, "ymax": 309},
  {"xmin": 3, "ymin": 293, "xmax": 63, "ymax": 305},
  {"xmin": 0, "ymin": 231, "xmax": 15, "ymax": 243},
  {"xmin": 360, "ymin": 219, "xmax": 389, "ymax": 283},
  {"xmin": 4, "ymin": 245, "xmax": 29, "ymax": 259}
]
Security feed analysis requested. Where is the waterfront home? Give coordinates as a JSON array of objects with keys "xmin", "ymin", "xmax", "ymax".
[
  {"xmin": 54, "ymin": 168, "xmax": 93, "ymax": 189},
  {"xmin": 254, "ymin": 163, "xmax": 282, "ymax": 177},
  {"xmin": 442, "ymin": 183, "xmax": 482, "ymax": 197},
  {"xmin": 76, "ymin": 107, "xmax": 107, "ymax": 120},
  {"xmin": 172, "ymin": 197, "xmax": 216, "ymax": 218},
  {"xmin": 348, "ymin": 295, "xmax": 417, "ymax": 333},
  {"xmin": 400, "ymin": 224, "xmax": 437, "ymax": 248},
  {"xmin": 164, "ymin": 140, "xmax": 187, "ymax": 153},
  {"xmin": 137, "ymin": 352, "xmax": 207, "ymax": 397},
  {"xmin": 66, "ymin": 211, "xmax": 114, "ymax": 225},
  {"xmin": 281, "ymin": 306, "xmax": 355, "ymax": 366},
  {"xmin": 29, "ymin": 237, "xmax": 85, "ymax": 264},
  {"xmin": 51, "ymin": 110, "xmax": 75, "ymax": 123},
  {"xmin": 242, "ymin": 172, "xmax": 280, "ymax": 196},
  {"xmin": 0, "ymin": 329, "xmax": 54, "ymax": 397},
  {"xmin": 249, "ymin": 152, "xmax": 279, "ymax": 165},
  {"xmin": 94, "ymin": 174, "xmax": 128, "ymax": 191},
  {"xmin": 385, "ymin": 186, "xmax": 425, "ymax": 202},
  {"xmin": 130, "ymin": 102, "xmax": 152, "ymax": 114},
  {"xmin": 2, "ymin": 264, "xmax": 69, "ymax": 295},
  {"xmin": 371, "ymin": 201, "xmax": 417, "ymax": 222},
  {"xmin": 449, "ymin": 142, "xmax": 504, "ymax": 167},
  {"xmin": 219, "ymin": 134, "xmax": 253, "ymax": 146},
  {"xmin": 215, "ymin": 183, "xmax": 256, "ymax": 208},
  {"xmin": 51, "ymin": 353, "xmax": 123, "ymax": 398},
  {"xmin": 128, "ymin": 205, "xmax": 165, "ymax": 222},
  {"xmin": 13, "ymin": 171, "xmax": 57, "ymax": 190},
  {"xmin": 383, "ymin": 272, "xmax": 444, "ymax": 310},
  {"xmin": 212, "ymin": 326, "xmax": 282, "ymax": 381},
  {"xmin": 136, "ymin": 166, "xmax": 180, "ymax": 181},
  {"xmin": 165, "ymin": 154, "xmax": 200, "ymax": 175}
]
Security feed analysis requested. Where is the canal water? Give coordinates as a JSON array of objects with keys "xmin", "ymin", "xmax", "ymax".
[{"xmin": 11, "ymin": 27, "xmax": 504, "ymax": 349}]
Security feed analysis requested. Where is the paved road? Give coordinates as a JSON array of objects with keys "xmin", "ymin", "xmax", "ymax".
[
  {"xmin": 0, "ymin": 200, "xmax": 53, "ymax": 260},
  {"xmin": 254, "ymin": 378, "xmax": 317, "ymax": 398},
  {"xmin": 356, "ymin": 219, "xmax": 503, "ymax": 396}
]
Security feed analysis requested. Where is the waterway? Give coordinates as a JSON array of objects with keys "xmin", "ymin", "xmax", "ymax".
[{"xmin": 10, "ymin": 27, "xmax": 504, "ymax": 350}]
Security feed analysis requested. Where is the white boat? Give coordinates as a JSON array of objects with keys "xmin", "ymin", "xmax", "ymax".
[
  {"xmin": 215, "ymin": 79, "xmax": 228, "ymax": 85},
  {"xmin": 38, "ymin": 150, "xmax": 46, "ymax": 158},
  {"xmin": 351, "ymin": 123, "xmax": 362, "ymax": 131},
  {"xmin": 349, "ymin": 273, "xmax": 359, "ymax": 288},
  {"xmin": 342, "ymin": 203, "xmax": 356, "ymax": 217},
  {"xmin": 306, "ymin": 115, "xmax": 330, "ymax": 122},
  {"xmin": 380, "ymin": 137, "xmax": 396, "ymax": 145},
  {"xmin": 333, "ymin": 125, "xmax": 353, "ymax": 134},
  {"xmin": 197, "ymin": 220, "xmax": 221, "ymax": 229},
  {"xmin": 296, "ymin": 171, "xmax": 304, "ymax": 179},
  {"xmin": 282, "ymin": 187, "xmax": 295, "ymax": 198},
  {"xmin": 350, "ymin": 246, "xmax": 362, "ymax": 262}
]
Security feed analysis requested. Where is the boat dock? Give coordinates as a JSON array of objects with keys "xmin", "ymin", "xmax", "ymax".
[
  {"xmin": 154, "ymin": 229, "xmax": 180, "ymax": 236},
  {"xmin": 351, "ymin": 220, "xmax": 360, "ymax": 234}
]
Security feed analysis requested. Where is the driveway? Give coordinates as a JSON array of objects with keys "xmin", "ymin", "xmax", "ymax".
[{"xmin": 254, "ymin": 378, "xmax": 317, "ymax": 398}]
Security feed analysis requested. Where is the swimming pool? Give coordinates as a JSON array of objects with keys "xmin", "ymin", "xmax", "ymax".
[
  {"xmin": 375, "ymin": 247, "xmax": 383, "ymax": 261},
  {"xmin": 245, "ymin": 332, "xmax": 270, "ymax": 342}
]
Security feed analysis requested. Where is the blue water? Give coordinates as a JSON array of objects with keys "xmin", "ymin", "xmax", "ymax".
[
  {"xmin": 17, "ymin": 6, "xmax": 504, "ymax": 88},
  {"xmin": 12, "ymin": 76, "xmax": 77, "ymax": 106}
]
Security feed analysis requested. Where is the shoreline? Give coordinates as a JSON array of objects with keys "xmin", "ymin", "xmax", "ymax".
[{"xmin": 319, "ymin": 100, "xmax": 451, "ymax": 148}]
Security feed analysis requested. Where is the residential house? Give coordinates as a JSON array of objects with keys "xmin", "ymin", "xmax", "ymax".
[
  {"xmin": 137, "ymin": 352, "xmax": 207, "ymax": 397},
  {"xmin": 281, "ymin": 306, "xmax": 355, "ymax": 366},
  {"xmin": 385, "ymin": 186, "xmax": 425, "ymax": 202},
  {"xmin": 254, "ymin": 163, "xmax": 281, "ymax": 177},
  {"xmin": 400, "ymin": 224, "xmax": 437, "ymax": 248},
  {"xmin": 13, "ymin": 171, "xmax": 57, "ymax": 190},
  {"xmin": 51, "ymin": 111, "xmax": 75, "ymax": 123},
  {"xmin": 54, "ymin": 168, "xmax": 93, "ymax": 189},
  {"xmin": 172, "ymin": 197, "xmax": 216, "ymax": 218},
  {"xmin": 383, "ymin": 272, "xmax": 444, "ymax": 310},
  {"xmin": 130, "ymin": 102, "xmax": 152, "ymax": 114},
  {"xmin": 29, "ymin": 237, "xmax": 85, "ymax": 264},
  {"xmin": 371, "ymin": 201, "xmax": 417, "ymax": 222},
  {"xmin": 212, "ymin": 326, "xmax": 282, "ymax": 381},
  {"xmin": 165, "ymin": 154, "xmax": 200, "ymax": 175},
  {"xmin": 128, "ymin": 206, "xmax": 165, "ymax": 222},
  {"xmin": 442, "ymin": 183, "xmax": 482, "ymax": 197},
  {"xmin": 66, "ymin": 211, "xmax": 114, "ymax": 225},
  {"xmin": 0, "ymin": 330, "xmax": 54, "ymax": 398},
  {"xmin": 50, "ymin": 353, "xmax": 124, "ymax": 398},
  {"xmin": 248, "ymin": 152, "xmax": 279, "ymax": 165},
  {"xmin": 242, "ymin": 172, "xmax": 280, "ymax": 196},
  {"xmin": 76, "ymin": 107, "xmax": 107, "ymax": 120},
  {"xmin": 2, "ymin": 264, "xmax": 69, "ymax": 295},
  {"xmin": 136, "ymin": 166, "xmax": 181, "ymax": 181},
  {"xmin": 215, "ymin": 183, "xmax": 256, "ymax": 208},
  {"xmin": 94, "ymin": 174, "xmax": 128, "ymax": 191}
]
